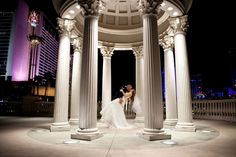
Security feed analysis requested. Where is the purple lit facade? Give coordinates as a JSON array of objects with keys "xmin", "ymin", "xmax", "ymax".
[
  {"xmin": 7, "ymin": 0, "xmax": 30, "ymax": 81},
  {"xmin": 5, "ymin": 0, "xmax": 58, "ymax": 81}
]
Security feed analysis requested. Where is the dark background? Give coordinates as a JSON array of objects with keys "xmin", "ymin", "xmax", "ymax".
[
  {"xmin": 187, "ymin": 0, "xmax": 236, "ymax": 90},
  {"xmin": 1, "ymin": 0, "xmax": 236, "ymax": 95}
]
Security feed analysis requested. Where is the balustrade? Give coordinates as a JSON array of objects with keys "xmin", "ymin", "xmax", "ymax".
[
  {"xmin": 1, "ymin": 99, "xmax": 236, "ymax": 122},
  {"xmin": 193, "ymin": 99, "xmax": 236, "ymax": 122}
]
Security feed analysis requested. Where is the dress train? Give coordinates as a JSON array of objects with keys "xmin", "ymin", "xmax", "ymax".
[{"xmin": 100, "ymin": 98, "xmax": 134, "ymax": 129}]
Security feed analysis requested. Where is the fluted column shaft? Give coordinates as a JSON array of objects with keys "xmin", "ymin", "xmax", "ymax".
[
  {"xmin": 51, "ymin": 18, "xmax": 75, "ymax": 131},
  {"xmin": 137, "ymin": 0, "xmax": 170, "ymax": 141},
  {"xmin": 164, "ymin": 48, "xmax": 177, "ymax": 123},
  {"xmin": 143, "ymin": 13, "xmax": 163, "ymax": 130},
  {"xmin": 160, "ymin": 34, "xmax": 177, "ymax": 127},
  {"xmin": 69, "ymin": 38, "xmax": 82, "ymax": 125},
  {"xmin": 79, "ymin": 15, "xmax": 98, "ymax": 131},
  {"xmin": 133, "ymin": 47, "xmax": 144, "ymax": 122},
  {"xmin": 101, "ymin": 47, "xmax": 114, "ymax": 109},
  {"xmin": 169, "ymin": 15, "xmax": 195, "ymax": 131},
  {"xmin": 71, "ymin": 0, "xmax": 104, "ymax": 141}
]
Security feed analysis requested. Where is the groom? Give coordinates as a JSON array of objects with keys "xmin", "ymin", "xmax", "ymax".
[
  {"xmin": 114, "ymin": 85, "xmax": 128, "ymax": 99},
  {"xmin": 116, "ymin": 84, "xmax": 135, "ymax": 107}
]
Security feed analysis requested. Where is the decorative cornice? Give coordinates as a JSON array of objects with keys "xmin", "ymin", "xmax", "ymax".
[
  {"xmin": 138, "ymin": 0, "xmax": 163, "ymax": 15},
  {"xmin": 132, "ymin": 46, "xmax": 143, "ymax": 58},
  {"xmin": 159, "ymin": 34, "xmax": 174, "ymax": 51},
  {"xmin": 169, "ymin": 15, "xmax": 188, "ymax": 35},
  {"xmin": 100, "ymin": 46, "xmax": 114, "ymax": 58},
  {"xmin": 57, "ymin": 18, "xmax": 75, "ymax": 36},
  {"xmin": 72, "ymin": 37, "xmax": 82, "ymax": 52},
  {"xmin": 77, "ymin": 0, "xmax": 105, "ymax": 16}
]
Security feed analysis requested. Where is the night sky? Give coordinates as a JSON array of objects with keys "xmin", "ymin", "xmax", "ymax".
[
  {"xmin": 187, "ymin": 0, "xmax": 236, "ymax": 90},
  {"xmin": 1, "ymin": 0, "xmax": 236, "ymax": 92}
]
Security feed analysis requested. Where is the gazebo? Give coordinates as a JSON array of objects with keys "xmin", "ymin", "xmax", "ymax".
[{"xmin": 50, "ymin": 0, "xmax": 194, "ymax": 141}]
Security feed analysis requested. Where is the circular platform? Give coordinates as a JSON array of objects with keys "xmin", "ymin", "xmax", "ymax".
[{"xmin": 27, "ymin": 120, "xmax": 219, "ymax": 149}]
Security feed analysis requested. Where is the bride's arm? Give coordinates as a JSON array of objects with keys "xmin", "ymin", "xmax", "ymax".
[
  {"xmin": 120, "ymin": 88, "xmax": 125, "ymax": 95},
  {"xmin": 124, "ymin": 91, "xmax": 132, "ymax": 98}
]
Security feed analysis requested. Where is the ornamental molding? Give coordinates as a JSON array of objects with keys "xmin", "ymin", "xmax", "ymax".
[
  {"xmin": 100, "ymin": 46, "xmax": 114, "ymax": 58},
  {"xmin": 138, "ymin": 0, "xmax": 163, "ymax": 15},
  {"xmin": 132, "ymin": 46, "xmax": 143, "ymax": 58},
  {"xmin": 72, "ymin": 37, "xmax": 83, "ymax": 52},
  {"xmin": 57, "ymin": 18, "xmax": 76, "ymax": 36},
  {"xmin": 169, "ymin": 15, "xmax": 188, "ymax": 34},
  {"xmin": 77, "ymin": 0, "xmax": 105, "ymax": 16},
  {"xmin": 159, "ymin": 34, "xmax": 174, "ymax": 51}
]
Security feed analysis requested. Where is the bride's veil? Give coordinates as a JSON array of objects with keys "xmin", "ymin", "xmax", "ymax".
[{"xmin": 132, "ymin": 95, "xmax": 142, "ymax": 114}]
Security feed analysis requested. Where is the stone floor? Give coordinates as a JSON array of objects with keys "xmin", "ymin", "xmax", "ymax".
[{"xmin": 0, "ymin": 116, "xmax": 235, "ymax": 157}]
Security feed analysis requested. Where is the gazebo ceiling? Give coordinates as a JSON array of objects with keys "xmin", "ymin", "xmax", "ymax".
[{"xmin": 52, "ymin": 0, "xmax": 192, "ymax": 48}]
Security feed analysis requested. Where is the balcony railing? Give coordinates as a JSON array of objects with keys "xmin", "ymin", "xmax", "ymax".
[
  {"xmin": 1, "ymin": 99, "xmax": 236, "ymax": 122},
  {"xmin": 192, "ymin": 99, "xmax": 236, "ymax": 122}
]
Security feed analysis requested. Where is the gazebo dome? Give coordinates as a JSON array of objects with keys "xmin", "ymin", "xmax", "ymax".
[{"xmin": 52, "ymin": 0, "xmax": 192, "ymax": 48}]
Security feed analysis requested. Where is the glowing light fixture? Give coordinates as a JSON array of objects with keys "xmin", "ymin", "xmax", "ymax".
[
  {"xmin": 28, "ymin": 35, "xmax": 42, "ymax": 46},
  {"xmin": 161, "ymin": 2, "xmax": 166, "ymax": 7},
  {"xmin": 161, "ymin": 140, "xmax": 177, "ymax": 145},
  {"xmin": 69, "ymin": 10, "xmax": 75, "ymax": 14},
  {"xmin": 65, "ymin": 14, "xmax": 71, "ymax": 19},
  {"xmin": 167, "ymin": 7, "xmax": 173, "ymax": 11},
  {"xmin": 28, "ymin": 11, "xmax": 39, "ymax": 27},
  {"xmin": 173, "ymin": 11, "xmax": 179, "ymax": 16},
  {"xmin": 201, "ymin": 130, "xmax": 213, "ymax": 133},
  {"xmin": 76, "ymin": 5, "xmax": 81, "ymax": 9},
  {"xmin": 63, "ymin": 139, "xmax": 79, "ymax": 144}
]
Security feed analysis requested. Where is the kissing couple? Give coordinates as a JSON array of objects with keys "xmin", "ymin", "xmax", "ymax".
[{"xmin": 100, "ymin": 84, "xmax": 142, "ymax": 129}]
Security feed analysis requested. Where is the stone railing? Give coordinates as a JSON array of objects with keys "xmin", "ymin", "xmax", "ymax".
[
  {"xmin": 0, "ymin": 101, "xmax": 22, "ymax": 115},
  {"xmin": 192, "ymin": 99, "xmax": 236, "ymax": 122},
  {"xmin": 21, "ymin": 101, "xmax": 54, "ymax": 116},
  {"xmin": 33, "ymin": 101, "xmax": 54, "ymax": 116},
  {"xmin": 0, "ymin": 100, "xmax": 53, "ymax": 117},
  {"xmin": 1, "ymin": 99, "xmax": 236, "ymax": 122}
]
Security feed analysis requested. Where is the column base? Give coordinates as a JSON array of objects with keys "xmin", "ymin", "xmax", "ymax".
[
  {"xmin": 175, "ymin": 122, "xmax": 196, "ymax": 132},
  {"xmin": 50, "ymin": 122, "xmax": 70, "ymax": 132},
  {"xmin": 138, "ymin": 128, "xmax": 171, "ymax": 141},
  {"xmin": 71, "ymin": 128, "xmax": 103, "ymax": 141},
  {"xmin": 164, "ymin": 119, "xmax": 177, "ymax": 129},
  {"xmin": 69, "ymin": 118, "xmax": 79, "ymax": 125}
]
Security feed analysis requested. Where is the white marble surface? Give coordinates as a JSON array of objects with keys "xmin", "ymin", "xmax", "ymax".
[{"xmin": 0, "ymin": 117, "xmax": 236, "ymax": 157}]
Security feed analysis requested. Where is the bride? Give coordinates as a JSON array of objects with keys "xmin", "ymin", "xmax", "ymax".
[{"xmin": 100, "ymin": 84, "xmax": 142, "ymax": 129}]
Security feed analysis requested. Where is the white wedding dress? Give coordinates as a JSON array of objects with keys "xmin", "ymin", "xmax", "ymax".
[
  {"xmin": 100, "ymin": 95, "xmax": 142, "ymax": 129},
  {"xmin": 100, "ymin": 97, "xmax": 133, "ymax": 129}
]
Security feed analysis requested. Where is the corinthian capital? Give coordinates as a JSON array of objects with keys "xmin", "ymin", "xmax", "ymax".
[
  {"xmin": 57, "ymin": 18, "xmax": 75, "ymax": 36},
  {"xmin": 72, "ymin": 37, "xmax": 82, "ymax": 52},
  {"xmin": 133, "ymin": 46, "xmax": 143, "ymax": 58},
  {"xmin": 169, "ymin": 15, "xmax": 189, "ymax": 34},
  {"xmin": 100, "ymin": 46, "xmax": 114, "ymax": 58},
  {"xmin": 78, "ymin": 0, "xmax": 105, "ymax": 16},
  {"xmin": 138, "ymin": 0, "xmax": 163, "ymax": 14},
  {"xmin": 159, "ymin": 34, "xmax": 174, "ymax": 51}
]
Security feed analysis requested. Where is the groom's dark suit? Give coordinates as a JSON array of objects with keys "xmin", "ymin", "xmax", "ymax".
[{"xmin": 114, "ymin": 85, "xmax": 127, "ymax": 99}]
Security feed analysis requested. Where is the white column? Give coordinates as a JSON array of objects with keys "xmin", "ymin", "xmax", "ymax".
[
  {"xmin": 169, "ymin": 15, "xmax": 196, "ymax": 132},
  {"xmin": 160, "ymin": 34, "xmax": 178, "ymax": 128},
  {"xmin": 50, "ymin": 18, "xmax": 75, "ymax": 131},
  {"xmin": 133, "ymin": 46, "xmax": 144, "ymax": 122},
  {"xmin": 69, "ymin": 37, "xmax": 82, "ymax": 125},
  {"xmin": 138, "ymin": 0, "xmax": 171, "ymax": 141},
  {"xmin": 71, "ymin": 0, "xmax": 104, "ymax": 141},
  {"xmin": 100, "ymin": 46, "xmax": 114, "ymax": 109}
]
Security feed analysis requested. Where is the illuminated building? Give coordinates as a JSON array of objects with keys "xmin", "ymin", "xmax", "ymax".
[{"xmin": 0, "ymin": 0, "xmax": 58, "ymax": 81}]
